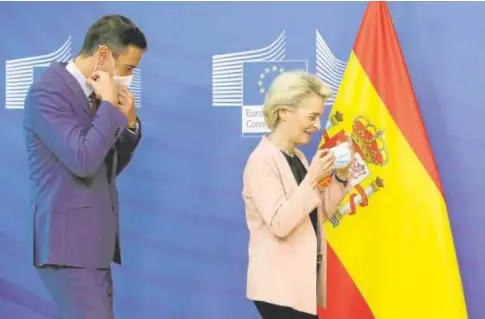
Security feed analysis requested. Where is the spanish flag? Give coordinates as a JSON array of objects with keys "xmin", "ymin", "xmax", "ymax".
[{"xmin": 317, "ymin": 2, "xmax": 468, "ymax": 318}]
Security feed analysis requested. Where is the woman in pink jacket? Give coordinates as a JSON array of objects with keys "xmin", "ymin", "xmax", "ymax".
[{"xmin": 242, "ymin": 71, "xmax": 353, "ymax": 319}]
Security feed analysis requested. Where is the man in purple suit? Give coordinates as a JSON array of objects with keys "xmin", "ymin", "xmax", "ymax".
[{"xmin": 23, "ymin": 15, "xmax": 147, "ymax": 319}]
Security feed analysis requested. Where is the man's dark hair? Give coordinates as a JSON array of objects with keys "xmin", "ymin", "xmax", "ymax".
[{"xmin": 79, "ymin": 15, "xmax": 147, "ymax": 56}]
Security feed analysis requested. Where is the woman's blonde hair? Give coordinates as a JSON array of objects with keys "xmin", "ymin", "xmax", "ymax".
[{"xmin": 263, "ymin": 70, "xmax": 333, "ymax": 131}]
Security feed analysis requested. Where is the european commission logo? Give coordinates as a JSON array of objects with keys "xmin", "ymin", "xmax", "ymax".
[
  {"xmin": 5, "ymin": 37, "xmax": 142, "ymax": 110},
  {"xmin": 212, "ymin": 30, "xmax": 347, "ymax": 137}
]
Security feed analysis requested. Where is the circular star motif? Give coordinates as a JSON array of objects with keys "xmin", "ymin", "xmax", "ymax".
[{"xmin": 258, "ymin": 65, "xmax": 285, "ymax": 94}]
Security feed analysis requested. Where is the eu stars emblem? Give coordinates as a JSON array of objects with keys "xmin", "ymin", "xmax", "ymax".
[{"xmin": 241, "ymin": 60, "xmax": 307, "ymax": 136}]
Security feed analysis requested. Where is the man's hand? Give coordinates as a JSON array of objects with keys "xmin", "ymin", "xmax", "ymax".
[
  {"xmin": 117, "ymin": 87, "xmax": 137, "ymax": 127},
  {"xmin": 86, "ymin": 71, "xmax": 118, "ymax": 106}
]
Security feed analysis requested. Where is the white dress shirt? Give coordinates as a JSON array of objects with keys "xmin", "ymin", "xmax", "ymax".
[
  {"xmin": 66, "ymin": 59, "xmax": 94, "ymax": 98},
  {"xmin": 65, "ymin": 59, "xmax": 139, "ymax": 134}
]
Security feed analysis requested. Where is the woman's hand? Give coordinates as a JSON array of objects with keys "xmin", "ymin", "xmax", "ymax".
[{"xmin": 307, "ymin": 149, "xmax": 335, "ymax": 186}]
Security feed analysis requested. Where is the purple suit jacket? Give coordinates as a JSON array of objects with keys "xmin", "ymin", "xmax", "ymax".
[{"xmin": 23, "ymin": 62, "xmax": 142, "ymax": 269}]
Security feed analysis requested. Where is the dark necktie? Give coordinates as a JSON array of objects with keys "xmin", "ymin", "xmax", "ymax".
[{"xmin": 89, "ymin": 93, "xmax": 98, "ymax": 115}]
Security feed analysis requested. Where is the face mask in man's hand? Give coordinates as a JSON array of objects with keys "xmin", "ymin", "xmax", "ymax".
[
  {"xmin": 114, "ymin": 74, "xmax": 133, "ymax": 88},
  {"xmin": 331, "ymin": 141, "xmax": 353, "ymax": 169}
]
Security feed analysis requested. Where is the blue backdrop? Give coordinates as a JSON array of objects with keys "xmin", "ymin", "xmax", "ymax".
[{"xmin": 1, "ymin": 1, "xmax": 485, "ymax": 318}]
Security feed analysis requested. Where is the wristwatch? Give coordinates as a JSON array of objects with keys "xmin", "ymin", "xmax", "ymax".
[{"xmin": 127, "ymin": 118, "xmax": 139, "ymax": 132}]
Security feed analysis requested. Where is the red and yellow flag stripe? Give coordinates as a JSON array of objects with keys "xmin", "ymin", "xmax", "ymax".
[{"xmin": 318, "ymin": 3, "xmax": 467, "ymax": 318}]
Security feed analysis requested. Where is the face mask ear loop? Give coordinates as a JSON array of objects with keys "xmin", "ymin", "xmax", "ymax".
[{"xmin": 89, "ymin": 52, "xmax": 100, "ymax": 78}]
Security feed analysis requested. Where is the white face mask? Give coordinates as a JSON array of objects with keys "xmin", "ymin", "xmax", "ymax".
[
  {"xmin": 108, "ymin": 52, "xmax": 133, "ymax": 88},
  {"xmin": 113, "ymin": 74, "xmax": 133, "ymax": 88},
  {"xmin": 331, "ymin": 141, "xmax": 353, "ymax": 169},
  {"xmin": 91, "ymin": 46, "xmax": 133, "ymax": 88}
]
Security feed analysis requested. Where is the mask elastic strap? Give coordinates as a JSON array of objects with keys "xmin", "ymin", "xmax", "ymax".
[{"xmin": 92, "ymin": 45, "xmax": 117, "ymax": 77}]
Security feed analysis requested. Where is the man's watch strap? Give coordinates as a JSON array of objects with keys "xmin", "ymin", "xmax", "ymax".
[{"xmin": 127, "ymin": 118, "xmax": 139, "ymax": 132}]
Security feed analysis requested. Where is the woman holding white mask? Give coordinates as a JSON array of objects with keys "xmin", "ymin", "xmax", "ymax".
[{"xmin": 242, "ymin": 71, "xmax": 354, "ymax": 319}]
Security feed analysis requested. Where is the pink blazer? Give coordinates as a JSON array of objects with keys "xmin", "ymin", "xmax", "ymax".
[{"xmin": 242, "ymin": 136, "xmax": 352, "ymax": 315}]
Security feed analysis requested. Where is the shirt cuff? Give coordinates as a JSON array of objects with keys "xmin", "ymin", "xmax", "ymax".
[{"xmin": 127, "ymin": 120, "xmax": 140, "ymax": 135}]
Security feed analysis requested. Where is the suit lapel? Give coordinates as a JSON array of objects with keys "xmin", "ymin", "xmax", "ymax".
[
  {"xmin": 51, "ymin": 62, "xmax": 92, "ymax": 117},
  {"xmin": 52, "ymin": 62, "xmax": 119, "ymax": 184},
  {"xmin": 295, "ymin": 145, "xmax": 327, "ymax": 306},
  {"xmin": 260, "ymin": 137, "xmax": 299, "ymax": 196}
]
